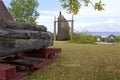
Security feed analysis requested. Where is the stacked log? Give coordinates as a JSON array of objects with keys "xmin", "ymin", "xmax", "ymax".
[{"xmin": 0, "ymin": 20, "xmax": 53, "ymax": 57}]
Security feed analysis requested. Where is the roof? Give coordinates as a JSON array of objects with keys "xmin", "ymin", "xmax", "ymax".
[{"xmin": 0, "ymin": 0, "xmax": 14, "ymax": 21}]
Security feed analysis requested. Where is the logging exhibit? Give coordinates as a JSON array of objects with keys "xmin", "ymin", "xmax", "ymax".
[
  {"xmin": 0, "ymin": 0, "xmax": 62, "ymax": 80},
  {"xmin": 0, "ymin": 20, "xmax": 61, "ymax": 80}
]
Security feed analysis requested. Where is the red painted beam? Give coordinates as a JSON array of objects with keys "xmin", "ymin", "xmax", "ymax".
[
  {"xmin": 0, "ymin": 63, "xmax": 24, "ymax": 80},
  {"xmin": 17, "ymin": 48, "xmax": 62, "ymax": 59}
]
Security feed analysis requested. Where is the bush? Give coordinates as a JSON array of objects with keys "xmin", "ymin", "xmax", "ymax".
[
  {"xmin": 69, "ymin": 32, "xmax": 95, "ymax": 44},
  {"xmin": 101, "ymin": 37, "xmax": 108, "ymax": 42},
  {"xmin": 115, "ymin": 36, "xmax": 120, "ymax": 42}
]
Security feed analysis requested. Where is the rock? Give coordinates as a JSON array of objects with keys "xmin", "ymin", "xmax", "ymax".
[{"xmin": 57, "ymin": 12, "xmax": 69, "ymax": 41}]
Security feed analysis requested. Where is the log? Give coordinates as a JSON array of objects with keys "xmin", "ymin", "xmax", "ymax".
[
  {"xmin": 40, "ymin": 31, "xmax": 52, "ymax": 39},
  {"xmin": 0, "ymin": 29, "xmax": 52, "ymax": 39},
  {"xmin": 0, "ymin": 29, "xmax": 30, "ymax": 39},
  {"xmin": 0, "ymin": 38, "xmax": 53, "ymax": 57},
  {"xmin": 0, "ymin": 20, "xmax": 47, "ymax": 32}
]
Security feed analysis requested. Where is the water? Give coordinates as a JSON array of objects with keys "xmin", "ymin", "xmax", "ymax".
[{"xmin": 89, "ymin": 32, "xmax": 120, "ymax": 37}]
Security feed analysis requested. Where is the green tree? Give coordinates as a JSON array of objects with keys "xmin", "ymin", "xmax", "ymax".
[
  {"xmin": 60, "ymin": 0, "xmax": 105, "ymax": 14},
  {"xmin": 8, "ymin": 0, "xmax": 39, "ymax": 24}
]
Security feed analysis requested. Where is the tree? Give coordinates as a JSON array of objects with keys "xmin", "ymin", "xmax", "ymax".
[
  {"xmin": 60, "ymin": 0, "xmax": 105, "ymax": 14},
  {"xmin": 8, "ymin": 0, "xmax": 39, "ymax": 24}
]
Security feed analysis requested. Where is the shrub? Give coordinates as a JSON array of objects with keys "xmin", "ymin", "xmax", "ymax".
[
  {"xmin": 69, "ymin": 32, "xmax": 95, "ymax": 44},
  {"xmin": 115, "ymin": 36, "xmax": 120, "ymax": 42},
  {"xmin": 101, "ymin": 37, "xmax": 108, "ymax": 42}
]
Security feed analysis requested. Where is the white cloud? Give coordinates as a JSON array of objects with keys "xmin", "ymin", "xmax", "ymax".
[
  {"xmin": 36, "ymin": 10, "xmax": 120, "ymax": 32},
  {"xmin": 36, "ymin": 16, "xmax": 53, "ymax": 23},
  {"xmin": 39, "ymin": 10, "xmax": 58, "ymax": 15},
  {"xmin": 107, "ymin": 19, "xmax": 115, "ymax": 23}
]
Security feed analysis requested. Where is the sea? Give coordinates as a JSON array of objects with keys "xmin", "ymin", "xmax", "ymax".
[{"xmin": 88, "ymin": 32, "xmax": 120, "ymax": 37}]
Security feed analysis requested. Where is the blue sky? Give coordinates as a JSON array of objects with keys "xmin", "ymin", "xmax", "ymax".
[{"xmin": 3, "ymin": 0, "xmax": 120, "ymax": 32}]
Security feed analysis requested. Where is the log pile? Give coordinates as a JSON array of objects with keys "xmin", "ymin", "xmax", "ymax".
[{"xmin": 0, "ymin": 20, "xmax": 53, "ymax": 57}]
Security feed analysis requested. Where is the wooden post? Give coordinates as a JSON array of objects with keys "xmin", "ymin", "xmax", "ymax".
[
  {"xmin": 54, "ymin": 16, "xmax": 56, "ymax": 41},
  {"xmin": 71, "ymin": 14, "xmax": 74, "ymax": 40}
]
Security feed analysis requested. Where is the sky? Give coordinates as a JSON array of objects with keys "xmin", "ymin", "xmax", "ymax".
[{"xmin": 3, "ymin": 0, "xmax": 120, "ymax": 32}]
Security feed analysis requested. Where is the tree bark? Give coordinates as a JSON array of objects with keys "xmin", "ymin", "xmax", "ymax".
[
  {"xmin": 0, "ymin": 38, "xmax": 53, "ymax": 57},
  {"xmin": 0, "ymin": 29, "xmax": 52, "ymax": 39},
  {"xmin": 0, "ymin": 20, "xmax": 47, "ymax": 32}
]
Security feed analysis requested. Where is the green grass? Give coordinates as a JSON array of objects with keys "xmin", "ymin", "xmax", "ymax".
[{"xmin": 25, "ymin": 41, "xmax": 120, "ymax": 80}]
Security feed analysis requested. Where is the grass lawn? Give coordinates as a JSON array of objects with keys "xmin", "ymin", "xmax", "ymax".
[{"xmin": 25, "ymin": 41, "xmax": 120, "ymax": 80}]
